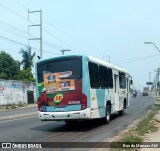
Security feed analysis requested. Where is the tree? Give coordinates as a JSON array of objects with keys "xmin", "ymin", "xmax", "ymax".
[
  {"xmin": 0, "ymin": 51, "xmax": 19, "ymax": 80},
  {"xmin": 19, "ymin": 47, "xmax": 36, "ymax": 82},
  {"xmin": 19, "ymin": 46, "xmax": 36, "ymax": 69},
  {"xmin": 18, "ymin": 68, "xmax": 35, "ymax": 82}
]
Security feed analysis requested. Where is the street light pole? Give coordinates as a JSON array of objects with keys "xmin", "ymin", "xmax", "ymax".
[
  {"xmin": 60, "ymin": 49, "xmax": 71, "ymax": 55},
  {"xmin": 144, "ymin": 42, "xmax": 160, "ymax": 53},
  {"xmin": 144, "ymin": 42, "xmax": 160, "ymax": 96}
]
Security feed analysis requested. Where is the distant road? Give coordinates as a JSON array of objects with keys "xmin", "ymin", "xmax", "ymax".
[{"xmin": 0, "ymin": 95, "xmax": 153, "ymax": 150}]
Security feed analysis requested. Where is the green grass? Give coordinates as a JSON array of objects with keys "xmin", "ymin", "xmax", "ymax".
[
  {"xmin": 17, "ymin": 102, "xmax": 26, "ymax": 107},
  {"xmin": 5, "ymin": 104, "xmax": 10, "ymax": 109},
  {"xmin": 0, "ymin": 102, "xmax": 26, "ymax": 110},
  {"xmin": 10, "ymin": 104, "xmax": 17, "ymax": 109},
  {"xmin": 111, "ymin": 131, "xmax": 143, "ymax": 151},
  {"xmin": 136, "ymin": 110, "xmax": 158, "ymax": 135},
  {"xmin": 5, "ymin": 104, "xmax": 17, "ymax": 109},
  {"xmin": 119, "ymin": 134, "xmax": 143, "ymax": 143},
  {"xmin": 154, "ymin": 104, "xmax": 160, "ymax": 110}
]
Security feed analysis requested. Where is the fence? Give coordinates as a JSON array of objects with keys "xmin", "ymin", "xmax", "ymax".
[{"xmin": 0, "ymin": 79, "xmax": 36, "ymax": 105}]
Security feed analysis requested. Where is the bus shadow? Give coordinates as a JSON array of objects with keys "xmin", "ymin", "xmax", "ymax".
[{"xmin": 31, "ymin": 113, "xmax": 121, "ymax": 132}]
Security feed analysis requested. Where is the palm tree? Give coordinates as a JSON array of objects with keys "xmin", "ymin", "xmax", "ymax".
[{"xmin": 19, "ymin": 46, "xmax": 36, "ymax": 69}]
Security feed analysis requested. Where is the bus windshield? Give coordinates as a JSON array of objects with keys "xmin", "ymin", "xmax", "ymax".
[{"xmin": 37, "ymin": 57, "xmax": 82, "ymax": 93}]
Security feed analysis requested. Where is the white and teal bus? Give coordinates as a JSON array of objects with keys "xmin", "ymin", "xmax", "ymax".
[{"xmin": 36, "ymin": 55, "xmax": 132, "ymax": 124}]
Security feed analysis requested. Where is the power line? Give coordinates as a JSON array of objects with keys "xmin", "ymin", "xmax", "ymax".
[
  {"xmin": 0, "ymin": 35, "xmax": 60, "ymax": 56},
  {"xmin": 0, "ymin": 3, "xmax": 67, "ymax": 54},
  {"xmin": 42, "ymin": 29, "xmax": 86, "ymax": 54},
  {"xmin": 0, "ymin": 26, "xmax": 31, "ymax": 40},
  {"xmin": 0, "ymin": 3, "xmax": 28, "ymax": 21},
  {"xmin": 116, "ymin": 54, "xmax": 160, "ymax": 64},
  {"xmin": 43, "ymin": 41, "xmax": 64, "ymax": 49},
  {"xmin": 0, "ymin": 20, "xmax": 32, "ymax": 36},
  {"xmin": 2, "ymin": 1, "xmax": 91, "ymax": 56},
  {"xmin": 14, "ymin": 0, "xmax": 29, "ymax": 10},
  {"xmin": 2, "ymin": 1, "xmax": 159, "ymax": 62},
  {"xmin": 0, "ymin": 20, "xmax": 64, "ymax": 50},
  {"xmin": 14, "ymin": 0, "xmax": 88, "ymax": 55},
  {"xmin": 0, "ymin": 3, "xmax": 36, "ymax": 26},
  {"xmin": 14, "ymin": 0, "xmax": 77, "ymax": 40},
  {"xmin": 0, "ymin": 35, "xmax": 28, "ymax": 47}
]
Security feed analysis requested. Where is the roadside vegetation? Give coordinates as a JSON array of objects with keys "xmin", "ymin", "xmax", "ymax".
[
  {"xmin": 0, "ymin": 47, "xmax": 35, "ymax": 82},
  {"xmin": 0, "ymin": 102, "xmax": 27, "ymax": 110},
  {"xmin": 111, "ymin": 97, "xmax": 160, "ymax": 151}
]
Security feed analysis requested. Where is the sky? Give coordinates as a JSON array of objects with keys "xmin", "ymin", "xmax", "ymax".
[{"xmin": 0, "ymin": 0, "xmax": 160, "ymax": 90}]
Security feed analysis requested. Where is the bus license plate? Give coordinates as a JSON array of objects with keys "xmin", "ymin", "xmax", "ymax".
[{"xmin": 55, "ymin": 107, "xmax": 64, "ymax": 111}]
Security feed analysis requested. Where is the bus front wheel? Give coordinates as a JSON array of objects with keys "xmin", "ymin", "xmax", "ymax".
[{"xmin": 103, "ymin": 105, "xmax": 111, "ymax": 124}]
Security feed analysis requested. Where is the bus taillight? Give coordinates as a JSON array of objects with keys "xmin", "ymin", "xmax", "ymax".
[
  {"xmin": 37, "ymin": 97, "xmax": 42, "ymax": 111},
  {"xmin": 81, "ymin": 93, "xmax": 87, "ymax": 110}
]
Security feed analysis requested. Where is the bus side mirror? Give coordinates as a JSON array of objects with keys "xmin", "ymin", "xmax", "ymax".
[{"xmin": 130, "ymin": 80, "xmax": 133, "ymax": 85}]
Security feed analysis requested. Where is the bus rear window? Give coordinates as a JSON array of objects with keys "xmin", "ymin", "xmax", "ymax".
[{"xmin": 37, "ymin": 58, "xmax": 82, "ymax": 83}]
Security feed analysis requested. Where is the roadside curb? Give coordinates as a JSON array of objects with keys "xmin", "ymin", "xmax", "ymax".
[{"xmin": 0, "ymin": 111, "xmax": 37, "ymax": 122}]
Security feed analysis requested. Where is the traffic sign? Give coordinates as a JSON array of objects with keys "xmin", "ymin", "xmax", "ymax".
[{"xmin": 146, "ymin": 82, "xmax": 153, "ymax": 85}]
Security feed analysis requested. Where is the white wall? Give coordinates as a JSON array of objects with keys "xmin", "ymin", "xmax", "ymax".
[{"xmin": 0, "ymin": 79, "xmax": 36, "ymax": 105}]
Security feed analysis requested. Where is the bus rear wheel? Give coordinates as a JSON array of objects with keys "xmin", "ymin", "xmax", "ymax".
[{"xmin": 103, "ymin": 105, "xmax": 111, "ymax": 124}]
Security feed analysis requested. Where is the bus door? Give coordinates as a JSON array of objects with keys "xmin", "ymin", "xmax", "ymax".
[
  {"xmin": 114, "ymin": 74, "xmax": 120, "ymax": 111},
  {"xmin": 126, "ymin": 77, "xmax": 131, "ymax": 107},
  {"xmin": 126, "ymin": 78, "xmax": 129, "ymax": 106}
]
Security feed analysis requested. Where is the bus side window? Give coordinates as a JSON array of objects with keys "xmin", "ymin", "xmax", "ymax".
[
  {"xmin": 89, "ymin": 62, "xmax": 100, "ymax": 89},
  {"xmin": 107, "ymin": 68, "xmax": 113, "ymax": 89},
  {"xmin": 99, "ymin": 65, "xmax": 108, "ymax": 88},
  {"xmin": 119, "ymin": 72, "xmax": 126, "ymax": 89}
]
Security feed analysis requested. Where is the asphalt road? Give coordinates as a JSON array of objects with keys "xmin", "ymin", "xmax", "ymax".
[
  {"xmin": 0, "ymin": 104, "xmax": 37, "ymax": 118},
  {"xmin": 0, "ymin": 95, "xmax": 153, "ymax": 150}
]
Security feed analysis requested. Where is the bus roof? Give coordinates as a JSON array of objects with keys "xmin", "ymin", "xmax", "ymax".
[{"xmin": 36, "ymin": 54, "xmax": 129, "ymax": 74}]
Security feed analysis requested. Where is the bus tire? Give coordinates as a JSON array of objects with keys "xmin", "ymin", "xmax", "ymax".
[{"xmin": 103, "ymin": 105, "xmax": 111, "ymax": 124}]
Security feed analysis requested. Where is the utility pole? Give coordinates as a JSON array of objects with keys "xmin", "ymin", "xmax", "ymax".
[
  {"xmin": 28, "ymin": 10, "xmax": 42, "ymax": 59},
  {"xmin": 149, "ymin": 72, "xmax": 151, "ymax": 82},
  {"xmin": 157, "ymin": 68, "xmax": 160, "ymax": 96},
  {"xmin": 60, "ymin": 49, "xmax": 71, "ymax": 55},
  {"xmin": 155, "ymin": 68, "xmax": 160, "ymax": 96},
  {"xmin": 148, "ymin": 72, "xmax": 151, "ymax": 90}
]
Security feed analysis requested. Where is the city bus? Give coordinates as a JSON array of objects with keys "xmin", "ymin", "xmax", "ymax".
[{"xmin": 36, "ymin": 55, "xmax": 132, "ymax": 124}]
